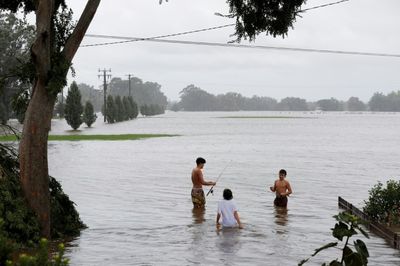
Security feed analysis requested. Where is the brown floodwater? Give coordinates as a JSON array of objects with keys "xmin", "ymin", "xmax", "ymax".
[{"xmin": 47, "ymin": 111, "xmax": 400, "ymax": 265}]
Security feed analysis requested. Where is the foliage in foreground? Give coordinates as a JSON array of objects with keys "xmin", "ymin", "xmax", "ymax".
[
  {"xmin": 299, "ymin": 212, "xmax": 369, "ymax": 266},
  {"xmin": 0, "ymin": 237, "xmax": 69, "ymax": 266},
  {"xmin": 0, "ymin": 141, "xmax": 84, "ymax": 264},
  {"xmin": 363, "ymin": 180, "xmax": 400, "ymax": 226}
]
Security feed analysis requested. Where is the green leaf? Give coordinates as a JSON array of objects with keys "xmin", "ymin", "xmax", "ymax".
[
  {"xmin": 354, "ymin": 239, "xmax": 369, "ymax": 264},
  {"xmin": 329, "ymin": 260, "xmax": 343, "ymax": 266},
  {"xmin": 344, "ymin": 252, "xmax": 363, "ymax": 266},
  {"xmin": 332, "ymin": 222, "xmax": 356, "ymax": 241},
  {"xmin": 312, "ymin": 242, "xmax": 338, "ymax": 256}
]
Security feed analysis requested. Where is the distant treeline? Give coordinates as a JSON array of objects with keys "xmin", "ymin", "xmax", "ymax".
[
  {"xmin": 75, "ymin": 76, "xmax": 168, "ymax": 113},
  {"xmin": 169, "ymin": 85, "xmax": 400, "ymax": 112}
]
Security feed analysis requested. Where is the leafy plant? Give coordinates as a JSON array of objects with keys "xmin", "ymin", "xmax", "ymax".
[
  {"xmin": 299, "ymin": 212, "xmax": 369, "ymax": 266},
  {"xmin": 6, "ymin": 239, "xmax": 69, "ymax": 266},
  {"xmin": 363, "ymin": 180, "xmax": 400, "ymax": 226}
]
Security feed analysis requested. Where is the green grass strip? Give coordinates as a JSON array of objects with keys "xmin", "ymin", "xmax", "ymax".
[
  {"xmin": 0, "ymin": 134, "xmax": 178, "ymax": 142},
  {"xmin": 218, "ymin": 116, "xmax": 314, "ymax": 119}
]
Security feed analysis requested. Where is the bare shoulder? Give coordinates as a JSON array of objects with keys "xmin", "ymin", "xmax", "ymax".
[{"xmin": 193, "ymin": 167, "xmax": 202, "ymax": 175}]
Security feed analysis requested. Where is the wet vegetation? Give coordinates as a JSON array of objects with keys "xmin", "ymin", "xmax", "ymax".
[
  {"xmin": 364, "ymin": 180, "xmax": 400, "ymax": 226},
  {"xmin": 0, "ymin": 134, "xmax": 177, "ymax": 142},
  {"xmin": 300, "ymin": 212, "xmax": 369, "ymax": 266},
  {"xmin": 0, "ymin": 143, "xmax": 82, "ymax": 264}
]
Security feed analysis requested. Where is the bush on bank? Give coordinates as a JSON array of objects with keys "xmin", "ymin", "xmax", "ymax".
[
  {"xmin": 0, "ymin": 142, "xmax": 85, "ymax": 264},
  {"xmin": 363, "ymin": 180, "xmax": 400, "ymax": 226}
]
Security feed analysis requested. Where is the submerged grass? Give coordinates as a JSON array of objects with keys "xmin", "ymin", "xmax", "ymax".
[{"xmin": 0, "ymin": 134, "xmax": 178, "ymax": 142}]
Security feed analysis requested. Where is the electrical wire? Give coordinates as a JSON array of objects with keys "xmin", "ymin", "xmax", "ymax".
[{"xmin": 81, "ymin": 0, "xmax": 352, "ymax": 48}]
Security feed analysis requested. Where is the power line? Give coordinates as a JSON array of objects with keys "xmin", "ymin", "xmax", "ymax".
[
  {"xmin": 83, "ymin": 35, "xmax": 400, "ymax": 58},
  {"xmin": 82, "ymin": 0, "xmax": 351, "ymax": 48},
  {"xmin": 300, "ymin": 0, "xmax": 349, "ymax": 12}
]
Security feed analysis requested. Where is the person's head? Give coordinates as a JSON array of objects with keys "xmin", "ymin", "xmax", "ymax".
[
  {"xmin": 223, "ymin": 188, "xmax": 233, "ymax": 200},
  {"xmin": 196, "ymin": 157, "xmax": 206, "ymax": 168},
  {"xmin": 279, "ymin": 169, "xmax": 287, "ymax": 180}
]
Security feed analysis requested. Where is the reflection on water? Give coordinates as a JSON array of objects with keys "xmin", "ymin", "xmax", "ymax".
[
  {"xmin": 192, "ymin": 207, "xmax": 205, "ymax": 224},
  {"xmin": 47, "ymin": 111, "xmax": 400, "ymax": 265},
  {"xmin": 274, "ymin": 207, "xmax": 288, "ymax": 227},
  {"xmin": 216, "ymin": 227, "xmax": 242, "ymax": 262}
]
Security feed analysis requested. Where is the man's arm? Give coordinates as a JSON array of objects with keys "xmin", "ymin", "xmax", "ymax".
[
  {"xmin": 234, "ymin": 211, "xmax": 243, "ymax": 229},
  {"xmin": 216, "ymin": 213, "xmax": 221, "ymax": 227},
  {"xmin": 270, "ymin": 180, "xmax": 276, "ymax": 192},
  {"xmin": 198, "ymin": 170, "xmax": 216, "ymax": 186},
  {"xmin": 284, "ymin": 180, "xmax": 292, "ymax": 196}
]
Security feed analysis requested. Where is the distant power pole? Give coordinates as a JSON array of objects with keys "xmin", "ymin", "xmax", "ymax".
[
  {"xmin": 98, "ymin": 68, "xmax": 112, "ymax": 122},
  {"xmin": 126, "ymin": 74, "xmax": 133, "ymax": 97}
]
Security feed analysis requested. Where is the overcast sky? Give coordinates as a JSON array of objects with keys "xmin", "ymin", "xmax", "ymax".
[{"xmin": 65, "ymin": 0, "xmax": 400, "ymax": 102}]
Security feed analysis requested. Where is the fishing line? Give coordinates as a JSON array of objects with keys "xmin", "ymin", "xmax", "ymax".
[{"xmin": 206, "ymin": 160, "xmax": 232, "ymax": 196}]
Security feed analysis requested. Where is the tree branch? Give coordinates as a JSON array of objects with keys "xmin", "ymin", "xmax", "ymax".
[{"xmin": 62, "ymin": 0, "xmax": 100, "ymax": 62}]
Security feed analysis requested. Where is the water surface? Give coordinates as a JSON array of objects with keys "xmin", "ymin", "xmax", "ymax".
[{"xmin": 48, "ymin": 111, "xmax": 400, "ymax": 265}]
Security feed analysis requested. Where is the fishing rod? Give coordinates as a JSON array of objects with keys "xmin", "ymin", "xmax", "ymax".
[{"xmin": 206, "ymin": 160, "xmax": 232, "ymax": 196}]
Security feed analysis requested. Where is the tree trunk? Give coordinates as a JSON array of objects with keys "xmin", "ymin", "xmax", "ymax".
[
  {"xmin": 19, "ymin": 79, "xmax": 55, "ymax": 238},
  {"xmin": 19, "ymin": 0, "xmax": 100, "ymax": 238}
]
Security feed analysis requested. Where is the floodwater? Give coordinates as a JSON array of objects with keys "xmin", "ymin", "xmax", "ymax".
[{"xmin": 47, "ymin": 111, "xmax": 400, "ymax": 265}]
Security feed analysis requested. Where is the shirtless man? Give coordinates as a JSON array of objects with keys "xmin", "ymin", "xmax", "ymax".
[
  {"xmin": 269, "ymin": 169, "xmax": 292, "ymax": 208},
  {"xmin": 191, "ymin": 157, "xmax": 216, "ymax": 208}
]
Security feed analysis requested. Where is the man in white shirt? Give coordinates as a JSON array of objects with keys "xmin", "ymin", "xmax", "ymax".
[{"xmin": 216, "ymin": 188, "xmax": 243, "ymax": 229}]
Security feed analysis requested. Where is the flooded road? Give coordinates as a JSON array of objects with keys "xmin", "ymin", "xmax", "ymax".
[{"xmin": 48, "ymin": 111, "xmax": 400, "ymax": 265}]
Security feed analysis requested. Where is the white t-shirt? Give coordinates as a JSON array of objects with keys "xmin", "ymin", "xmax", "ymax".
[{"xmin": 217, "ymin": 199, "xmax": 238, "ymax": 227}]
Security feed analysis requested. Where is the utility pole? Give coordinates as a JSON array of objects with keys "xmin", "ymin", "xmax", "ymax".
[
  {"xmin": 98, "ymin": 68, "xmax": 112, "ymax": 122},
  {"xmin": 126, "ymin": 74, "xmax": 133, "ymax": 97}
]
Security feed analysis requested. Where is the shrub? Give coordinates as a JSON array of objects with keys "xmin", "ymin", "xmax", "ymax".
[{"xmin": 363, "ymin": 180, "xmax": 400, "ymax": 225}]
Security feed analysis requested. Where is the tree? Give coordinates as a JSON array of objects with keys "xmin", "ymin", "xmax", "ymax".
[
  {"xmin": 0, "ymin": 0, "xmax": 101, "ymax": 238},
  {"xmin": 122, "ymin": 96, "xmax": 130, "ymax": 120},
  {"xmin": 114, "ymin": 95, "xmax": 124, "ymax": 122},
  {"xmin": 369, "ymin": 92, "xmax": 390, "ymax": 112},
  {"xmin": 1, "ymin": 0, "xmax": 304, "ymax": 238},
  {"xmin": 64, "ymin": 82, "xmax": 83, "ymax": 130},
  {"xmin": 82, "ymin": 101, "xmax": 97, "ymax": 127},
  {"xmin": 0, "ymin": 12, "xmax": 34, "ymax": 124},
  {"xmin": 105, "ymin": 95, "xmax": 116, "ymax": 123},
  {"xmin": 316, "ymin": 98, "xmax": 343, "ymax": 111},
  {"xmin": 346, "ymin": 97, "xmax": 366, "ymax": 111},
  {"xmin": 278, "ymin": 97, "xmax": 308, "ymax": 111},
  {"xmin": 179, "ymin": 85, "xmax": 216, "ymax": 111}
]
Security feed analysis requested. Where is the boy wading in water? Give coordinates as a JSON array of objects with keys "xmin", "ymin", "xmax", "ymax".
[
  {"xmin": 216, "ymin": 188, "xmax": 243, "ymax": 229},
  {"xmin": 270, "ymin": 169, "xmax": 292, "ymax": 208},
  {"xmin": 191, "ymin": 157, "xmax": 216, "ymax": 208}
]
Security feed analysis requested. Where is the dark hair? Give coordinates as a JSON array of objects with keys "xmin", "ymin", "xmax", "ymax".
[
  {"xmin": 223, "ymin": 188, "xmax": 233, "ymax": 200},
  {"xmin": 196, "ymin": 157, "xmax": 206, "ymax": 165},
  {"xmin": 279, "ymin": 169, "xmax": 287, "ymax": 176}
]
